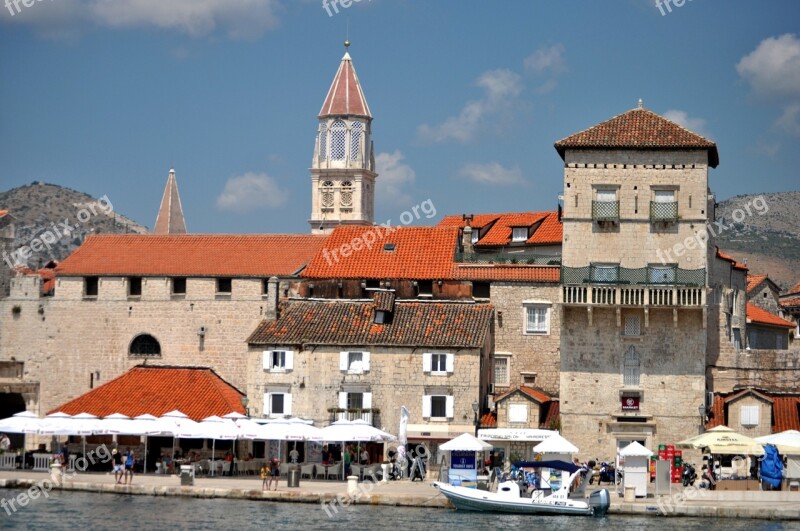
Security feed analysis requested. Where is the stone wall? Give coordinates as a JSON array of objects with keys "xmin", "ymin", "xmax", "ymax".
[{"xmin": 495, "ymin": 391, "xmax": 542, "ymax": 429}]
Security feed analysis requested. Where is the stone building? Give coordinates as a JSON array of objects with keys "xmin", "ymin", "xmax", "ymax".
[
  {"xmin": 555, "ymin": 102, "xmax": 718, "ymax": 459},
  {"xmin": 0, "ymin": 210, "xmax": 16, "ymax": 297},
  {"xmin": 246, "ymin": 293, "xmax": 493, "ymax": 453}
]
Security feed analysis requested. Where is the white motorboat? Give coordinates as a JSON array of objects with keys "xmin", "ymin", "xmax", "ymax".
[{"xmin": 433, "ymin": 460, "xmax": 610, "ymax": 516}]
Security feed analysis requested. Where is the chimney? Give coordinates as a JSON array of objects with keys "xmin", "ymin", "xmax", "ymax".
[
  {"xmin": 462, "ymin": 214, "xmax": 474, "ymax": 255},
  {"xmin": 265, "ymin": 276, "xmax": 280, "ymax": 320}
]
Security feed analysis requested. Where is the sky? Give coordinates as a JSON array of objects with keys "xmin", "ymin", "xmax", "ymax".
[{"xmin": 1, "ymin": 0, "xmax": 799, "ymax": 234}]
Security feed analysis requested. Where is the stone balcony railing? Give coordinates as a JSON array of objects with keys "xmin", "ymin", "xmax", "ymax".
[{"xmin": 328, "ymin": 408, "xmax": 379, "ymax": 426}]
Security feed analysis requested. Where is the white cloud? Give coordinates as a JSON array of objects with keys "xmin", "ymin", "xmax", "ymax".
[
  {"xmin": 375, "ymin": 150, "xmax": 415, "ymax": 206},
  {"xmin": 417, "ymin": 69, "xmax": 522, "ymax": 143},
  {"xmin": 663, "ymin": 109, "xmax": 712, "ymax": 139},
  {"xmin": 458, "ymin": 162, "xmax": 525, "ymax": 186},
  {"xmin": 524, "ymin": 43, "xmax": 566, "ymax": 75},
  {"xmin": 0, "ymin": 0, "xmax": 281, "ymax": 41},
  {"xmin": 736, "ymin": 34, "xmax": 800, "ymax": 100},
  {"xmin": 775, "ymin": 103, "xmax": 800, "ymax": 136},
  {"xmin": 216, "ymin": 172, "xmax": 288, "ymax": 212}
]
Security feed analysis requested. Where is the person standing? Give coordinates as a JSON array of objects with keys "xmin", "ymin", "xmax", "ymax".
[
  {"xmin": 360, "ymin": 448, "xmax": 369, "ymax": 466},
  {"xmin": 344, "ymin": 445, "xmax": 352, "ymax": 476},
  {"xmin": 123, "ymin": 447, "xmax": 135, "ymax": 484},
  {"xmin": 112, "ymin": 449, "xmax": 124, "ymax": 484},
  {"xmin": 260, "ymin": 462, "xmax": 270, "ymax": 491},
  {"xmin": 269, "ymin": 457, "xmax": 280, "ymax": 491},
  {"xmin": 0, "ymin": 433, "xmax": 10, "ymax": 453}
]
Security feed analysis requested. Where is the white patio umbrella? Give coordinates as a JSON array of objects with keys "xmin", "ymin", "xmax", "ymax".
[
  {"xmin": 262, "ymin": 417, "xmax": 324, "ymax": 464},
  {"xmin": 155, "ymin": 410, "xmax": 198, "ymax": 464},
  {"xmin": 198, "ymin": 416, "xmax": 239, "ymax": 476},
  {"xmin": 320, "ymin": 419, "xmax": 397, "ymax": 479},
  {"xmin": 38, "ymin": 412, "xmax": 79, "ymax": 436},
  {"xmin": 71, "ymin": 413, "xmax": 104, "ymax": 460},
  {"xmin": 439, "ymin": 433, "xmax": 493, "ymax": 452},
  {"xmin": 0, "ymin": 411, "xmax": 41, "ymax": 434},
  {"xmin": 129, "ymin": 414, "xmax": 164, "ymax": 474},
  {"xmin": 756, "ymin": 430, "xmax": 800, "ymax": 456},
  {"xmin": 533, "ymin": 433, "xmax": 579, "ymax": 454}
]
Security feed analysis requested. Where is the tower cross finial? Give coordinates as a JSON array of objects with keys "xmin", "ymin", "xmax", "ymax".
[{"xmin": 637, "ymin": 98, "xmax": 644, "ymax": 109}]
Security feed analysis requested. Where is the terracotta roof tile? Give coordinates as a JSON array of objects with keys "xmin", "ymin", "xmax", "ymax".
[
  {"xmin": 554, "ymin": 106, "xmax": 719, "ymax": 167},
  {"xmin": 248, "ymin": 299, "xmax": 492, "ymax": 349},
  {"xmin": 773, "ymin": 397, "xmax": 800, "ymax": 432},
  {"xmin": 319, "ymin": 52, "xmax": 371, "ymax": 118},
  {"xmin": 723, "ymin": 388, "xmax": 774, "ymax": 404},
  {"xmin": 479, "ymin": 411, "xmax": 497, "ymax": 428},
  {"xmin": 451, "ymin": 264, "xmax": 559, "ymax": 283},
  {"xmin": 50, "ymin": 366, "xmax": 245, "ymax": 421},
  {"xmin": 56, "ymin": 234, "xmax": 327, "ymax": 277},
  {"xmin": 495, "ymin": 385, "xmax": 551, "ymax": 404},
  {"xmin": 438, "ymin": 211, "xmax": 562, "ymax": 247},
  {"xmin": 705, "ymin": 394, "xmax": 725, "ymax": 429},
  {"xmin": 786, "ymin": 282, "xmax": 800, "ymax": 296},
  {"xmin": 302, "ymin": 226, "xmax": 458, "ymax": 280},
  {"xmin": 780, "ymin": 297, "xmax": 800, "ymax": 308},
  {"xmin": 746, "ymin": 274, "xmax": 768, "ymax": 294},
  {"xmin": 372, "ymin": 290, "xmax": 396, "ymax": 312},
  {"xmin": 540, "ymin": 400, "xmax": 560, "ymax": 430},
  {"xmin": 746, "ymin": 302, "xmax": 795, "ymax": 328},
  {"xmin": 716, "ymin": 247, "xmax": 748, "ymax": 271}
]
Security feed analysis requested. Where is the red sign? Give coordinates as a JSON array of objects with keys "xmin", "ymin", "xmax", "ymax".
[{"xmin": 621, "ymin": 396, "xmax": 640, "ymax": 411}]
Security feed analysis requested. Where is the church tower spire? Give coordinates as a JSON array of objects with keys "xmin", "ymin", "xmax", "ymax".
[
  {"xmin": 310, "ymin": 43, "xmax": 377, "ymax": 234},
  {"xmin": 153, "ymin": 168, "xmax": 187, "ymax": 234}
]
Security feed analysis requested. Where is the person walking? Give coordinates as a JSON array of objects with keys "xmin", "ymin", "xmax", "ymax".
[
  {"xmin": 123, "ymin": 447, "xmax": 135, "ymax": 484},
  {"xmin": 112, "ymin": 449, "xmax": 124, "ymax": 484}
]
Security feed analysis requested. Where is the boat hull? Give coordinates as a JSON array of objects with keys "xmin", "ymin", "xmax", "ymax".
[{"xmin": 433, "ymin": 482, "xmax": 595, "ymax": 516}]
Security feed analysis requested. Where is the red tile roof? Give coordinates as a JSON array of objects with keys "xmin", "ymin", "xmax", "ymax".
[
  {"xmin": 554, "ymin": 106, "xmax": 719, "ymax": 167},
  {"xmin": 723, "ymin": 388, "xmax": 773, "ymax": 404},
  {"xmin": 18, "ymin": 262, "xmax": 57, "ymax": 295},
  {"xmin": 451, "ymin": 264, "xmax": 560, "ymax": 283},
  {"xmin": 248, "ymin": 299, "xmax": 492, "ymax": 349},
  {"xmin": 319, "ymin": 51, "xmax": 371, "ymax": 118},
  {"xmin": 438, "ymin": 211, "xmax": 562, "ymax": 247},
  {"xmin": 780, "ymin": 297, "xmax": 800, "ymax": 308},
  {"xmin": 746, "ymin": 274, "xmax": 768, "ymax": 295},
  {"xmin": 746, "ymin": 302, "xmax": 795, "ymax": 328},
  {"xmin": 56, "ymin": 234, "xmax": 327, "ymax": 277},
  {"xmin": 716, "ymin": 248, "xmax": 748, "ymax": 271},
  {"xmin": 479, "ymin": 411, "xmax": 497, "ymax": 428},
  {"xmin": 540, "ymin": 400, "xmax": 560, "ymax": 430},
  {"xmin": 706, "ymin": 391, "xmax": 800, "ymax": 432},
  {"xmin": 786, "ymin": 282, "xmax": 800, "ymax": 296},
  {"xmin": 495, "ymin": 385, "xmax": 551, "ymax": 404},
  {"xmin": 302, "ymin": 226, "xmax": 459, "ymax": 280},
  {"xmin": 0, "ymin": 210, "xmax": 8, "ymax": 218},
  {"xmin": 705, "ymin": 394, "xmax": 725, "ymax": 429},
  {"xmin": 50, "ymin": 366, "xmax": 245, "ymax": 421}
]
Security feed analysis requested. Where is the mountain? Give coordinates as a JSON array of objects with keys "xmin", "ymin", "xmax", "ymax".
[
  {"xmin": 0, "ymin": 182, "xmax": 148, "ymax": 269},
  {"xmin": 715, "ymin": 191, "xmax": 800, "ymax": 289}
]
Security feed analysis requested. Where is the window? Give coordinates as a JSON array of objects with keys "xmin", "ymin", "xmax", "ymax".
[
  {"xmin": 350, "ymin": 121, "xmax": 363, "ymax": 160},
  {"xmin": 340, "ymin": 351, "xmax": 371, "ymax": 374},
  {"xmin": 129, "ymin": 334, "xmax": 161, "ymax": 357},
  {"xmin": 591, "ymin": 264, "xmax": 619, "ymax": 283},
  {"xmin": 84, "ymin": 277, "xmax": 98, "ymax": 297},
  {"xmin": 649, "ymin": 266, "xmax": 676, "ymax": 284},
  {"xmin": 596, "ymin": 189, "xmax": 616, "ymax": 202},
  {"xmin": 654, "ymin": 190, "xmax": 675, "ymax": 203},
  {"xmin": 473, "ymin": 282, "xmax": 490, "ymax": 299},
  {"xmin": 128, "ymin": 277, "xmax": 142, "ymax": 297},
  {"xmin": 593, "ymin": 189, "xmax": 619, "ymax": 221},
  {"xmin": 318, "ymin": 123, "xmax": 327, "ymax": 160},
  {"xmin": 524, "ymin": 304, "xmax": 550, "ymax": 334},
  {"xmin": 623, "ymin": 315, "xmax": 641, "ymax": 336},
  {"xmin": 423, "ymin": 353, "xmax": 454, "ymax": 374},
  {"xmin": 422, "ymin": 394, "xmax": 454, "ymax": 419},
  {"xmin": 494, "ymin": 357, "xmax": 509, "ymax": 386},
  {"xmin": 171, "ymin": 278, "xmax": 186, "ymax": 295},
  {"xmin": 417, "ymin": 280, "xmax": 433, "ymax": 297},
  {"xmin": 508, "ymin": 404, "xmax": 528, "ymax": 423},
  {"xmin": 265, "ymin": 392, "xmax": 292, "ymax": 418},
  {"xmin": 216, "ymin": 278, "xmax": 232, "ymax": 294},
  {"xmin": 471, "ymin": 231, "xmax": 479, "ymax": 244},
  {"xmin": 732, "ymin": 328, "xmax": 742, "ymax": 351},
  {"xmin": 623, "ymin": 346, "xmax": 640, "ymax": 386},
  {"xmin": 740, "ymin": 405, "xmax": 759, "ymax": 427},
  {"xmin": 263, "ymin": 350, "xmax": 294, "ymax": 372},
  {"xmin": 512, "ymin": 227, "xmax": 528, "ymax": 242},
  {"xmin": 330, "ymin": 120, "xmax": 346, "ymax": 160},
  {"xmin": 651, "ymin": 189, "xmax": 678, "ymax": 221},
  {"xmin": 338, "ymin": 391, "xmax": 372, "ymax": 410}
]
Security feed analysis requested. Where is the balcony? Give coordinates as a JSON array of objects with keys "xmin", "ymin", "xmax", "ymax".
[
  {"xmin": 561, "ymin": 266, "xmax": 706, "ymax": 307},
  {"xmin": 650, "ymin": 201, "xmax": 678, "ymax": 222},
  {"xmin": 327, "ymin": 408, "xmax": 380, "ymax": 426},
  {"xmin": 592, "ymin": 200, "xmax": 620, "ymax": 222}
]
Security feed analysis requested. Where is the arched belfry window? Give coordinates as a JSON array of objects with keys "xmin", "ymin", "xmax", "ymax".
[
  {"xmin": 330, "ymin": 120, "xmax": 346, "ymax": 160},
  {"xmin": 340, "ymin": 180, "xmax": 353, "ymax": 208},
  {"xmin": 623, "ymin": 346, "xmax": 640, "ymax": 386},
  {"xmin": 318, "ymin": 123, "xmax": 327, "ymax": 160},
  {"xmin": 321, "ymin": 180, "xmax": 334, "ymax": 209},
  {"xmin": 130, "ymin": 334, "xmax": 161, "ymax": 357},
  {"xmin": 350, "ymin": 121, "xmax": 363, "ymax": 160}
]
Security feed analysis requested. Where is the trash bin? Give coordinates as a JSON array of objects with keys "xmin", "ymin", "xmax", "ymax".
[
  {"xmin": 180, "ymin": 465, "xmax": 194, "ymax": 486},
  {"xmin": 287, "ymin": 467, "xmax": 300, "ymax": 488}
]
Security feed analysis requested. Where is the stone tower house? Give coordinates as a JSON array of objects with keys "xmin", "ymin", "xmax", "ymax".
[{"xmin": 309, "ymin": 45, "xmax": 377, "ymax": 234}]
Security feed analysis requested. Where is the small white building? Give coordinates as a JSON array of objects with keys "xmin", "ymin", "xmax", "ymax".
[{"xmin": 619, "ymin": 441, "xmax": 653, "ymax": 497}]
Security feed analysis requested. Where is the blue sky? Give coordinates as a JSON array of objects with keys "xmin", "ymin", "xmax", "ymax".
[{"xmin": 1, "ymin": 0, "xmax": 798, "ymax": 233}]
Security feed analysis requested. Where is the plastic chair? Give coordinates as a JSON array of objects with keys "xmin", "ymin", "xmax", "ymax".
[
  {"xmin": 300, "ymin": 463, "xmax": 316, "ymax": 479},
  {"xmin": 326, "ymin": 462, "xmax": 341, "ymax": 480}
]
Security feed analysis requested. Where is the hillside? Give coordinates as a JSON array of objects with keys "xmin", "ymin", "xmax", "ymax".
[
  {"xmin": 715, "ymin": 191, "xmax": 800, "ymax": 289},
  {"xmin": 0, "ymin": 182, "xmax": 148, "ymax": 269}
]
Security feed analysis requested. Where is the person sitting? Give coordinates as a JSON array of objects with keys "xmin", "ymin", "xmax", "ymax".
[{"xmin": 322, "ymin": 446, "xmax": 330, "ymax": 465}]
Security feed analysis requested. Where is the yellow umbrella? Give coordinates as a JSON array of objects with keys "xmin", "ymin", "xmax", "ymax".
[{"xmin": 676, "ymin": 425, "xmax": 765, "ymax": 455}]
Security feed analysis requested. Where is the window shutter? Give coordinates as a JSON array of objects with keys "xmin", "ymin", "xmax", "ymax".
[
  {"xmin": 285, "ymin": 350, "xmax": 294, "ymax": 371},
  {"xmin": 363, "ymin": 392, "xmax": 372, "ymax": 409},
  {"xmin": 445, "ymin": 396, "xmax": 455, "ymax": 418},
  {"xmin": 339, "ymin": 352, "xmax": 349, "ymax": 371},
  {"xmin": 422, "ymin": 395, "xmax": 431, "ymax": 418},
  {"xmin": 263, "ymin": 393, "xmax": 270, "ymax": 414},
  {"xmin": 284, "ymin": 394, "xmax": 292, "ymax": 416},
  {"xmin": 339, "ymin": 392, "xmax": 347, "ymax": 409},
  {"xmin": 263, "ymin": 351, "xmax": 270, "ymax": 371},
  {"xmin": 423, "ymin": 353, "xmax": 432, "ymax": 372},
  {"xmin": 446, "ymin": 353, "xmax": 455, "ymax": 374},
  {"xmin": 363, "ymin": 351, "xmax": 371, "ymax": 371}
]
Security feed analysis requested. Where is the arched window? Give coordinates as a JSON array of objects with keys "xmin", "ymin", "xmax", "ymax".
[
  {"xmin": 340, "ymin": 181, "xmax": 353, "ymax": 207},
  {"xmin": 321, "ymin": 180, "xmax": 334, "ymax": 209},
  {"xmin": 350, "ymin": 121, "xmax": 363, "ymax": 160},
  {"xmin": 330, "ymin": 120, "xmax": 346, "ymax": 160},
  {"xmin": 623, "ymin": 346, "xmax": 640, "ymax": 386},
  {"xmin": 318, "ymin": 123, "xmax": 327, "ymax": 160},
  {"xmin": 130, "ymin": 334, "xmax": 161, "ymax": 357}
]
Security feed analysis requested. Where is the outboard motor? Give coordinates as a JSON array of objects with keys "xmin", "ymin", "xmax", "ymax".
[{"xmin": 588, "ymin": 488, "xmax": 611, "ymax": 516}]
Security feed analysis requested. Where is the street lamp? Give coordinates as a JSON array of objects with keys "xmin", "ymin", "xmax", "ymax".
[
  {"xmin": 472, "ymin": 401, "xmax": 479, "ymax": 436},
  {"xmin": 241, "ymin": 396, "xmax": 250, "ymax": 417}
]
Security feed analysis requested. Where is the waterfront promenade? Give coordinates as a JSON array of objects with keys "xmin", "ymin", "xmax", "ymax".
[{"xmin": 1, "ymin": 470, "xmax": 798, "ymax": 521}]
